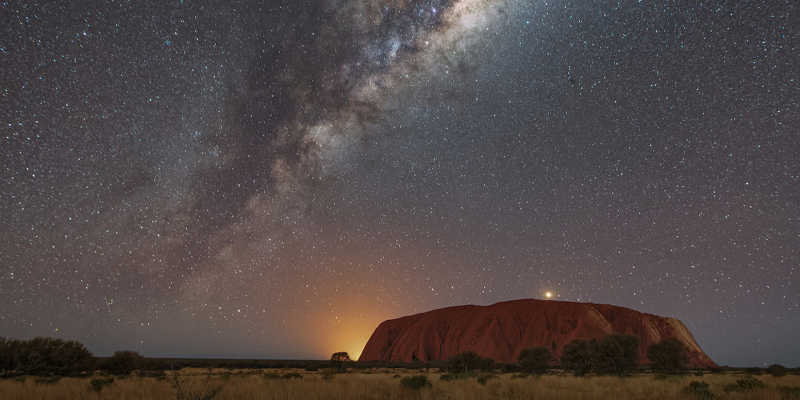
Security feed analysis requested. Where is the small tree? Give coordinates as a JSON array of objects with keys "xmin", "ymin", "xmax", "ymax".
[
  {"xmin": 647, "ymin": 337, "xmax": 689, "ymax": 375},
  {"xmin": 443, "ymin": 351, "xmax": 495, "ymax": 375},
  {"xmin": 591, "ymin": 333, "xmax": 640, "ymax": 377},
  {"xmin": 15, "ymin": 337, "xmax": 95, "ymax": 376},
  {"xmin": 329, "ymin": 352, "xmax": 351, "ymax": 373},
  {"xmin": 0, "ymin": 337, "xmax": 20, "ymax": 377},
  {"xmin": 517, "ymin": 346, "xmax": 553, "ymax": 375},
  {"xmin": 560, "ymin": 339, "xmax": 593, "ymax": 376},
  {"xmin": 101, "ymin": 350, "xmax": 146, "ymax": 376},
  {"xmin": 400, "ymin": 375, "xmax": 432, "ymax": 390},
  {"xmin": 766, "ymin": 364, "xmax": 788, "ymax": 378}
]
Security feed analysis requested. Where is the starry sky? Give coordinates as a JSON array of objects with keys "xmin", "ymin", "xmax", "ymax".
[{"xmin": 2, "ymin": 0, "xmax": 798, "ymax": 367}]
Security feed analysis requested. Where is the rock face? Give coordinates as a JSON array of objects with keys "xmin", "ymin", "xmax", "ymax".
[{"xmin": 359, "ymin": 299, "xmax": 716, "ymax": 368}]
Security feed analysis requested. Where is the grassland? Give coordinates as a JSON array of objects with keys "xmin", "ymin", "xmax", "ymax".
[{"xmin": 2, "ymin": 368, "xmax": 798, "ymax": 400}]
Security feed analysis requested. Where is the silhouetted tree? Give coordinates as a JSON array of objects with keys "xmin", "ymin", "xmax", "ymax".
[
  {"xmin": 443, "ymin": 351, "xmax": 495, "ymax": 375},
  {"xmin": 0, "ymin": 337, "xmax": 21, "ymax": 376},
  {"xmin": 14, "ymin": 337, "xmax": 94, "ymax": 376},
  {"xmin": 100, "ymin": 350, "xmax": 146, "ymax": 376},
  {"xmin": 560, "ymin": 339, "xmax": 593, "ymax": 376},
  {"xmin": 767, "ymin": 364, "xmax": 788, "ymax": 378},
  {"xmin": 517, "ymin": 346, "xmax": 553, "ymax": 375},
  {"xmin": 590, "ymin": 333, "xmax": 640, "ymax": 377},
  {"xmin": 329, "ymin": 352, "xmax": 351, "ymax": 373},
  {"xmin": 647, "ymin": 337, "xmax": 689, "ymax": 375}
]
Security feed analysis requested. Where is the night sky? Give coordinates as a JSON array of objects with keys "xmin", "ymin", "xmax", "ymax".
[{"xmin": 2, "ymin": 0, "xmax": 797, "ymax": 367}]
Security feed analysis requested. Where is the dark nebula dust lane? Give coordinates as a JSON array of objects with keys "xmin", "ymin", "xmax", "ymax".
[{"xmin": 2, "ymin": 0, "xmax": 798, "ymax": 365}]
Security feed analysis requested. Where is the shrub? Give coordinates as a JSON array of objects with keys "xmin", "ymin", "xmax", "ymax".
[
  {"xmin": 170, "ymin": 366, "xmax": 225, "ymax": 400},
  {"xmin": 560, "ymin": 339, "xmax": 592, "ymax": 376},
  {"xmin": 329, "ymin": 352, "xmax": 351, "ymax": 373},
  {"xmin": 399, "ymin": 375, "xmax": 431, "ymax": 390},
  {"xmin": 683, "ymin": 380, "xmax": 714, "ymax": 399},
  {"xmin": 321, "ymin": 369, "xmax": 336, "ymax": 381},
  {"xmin": 282, "ymin": 372, "xmax": 302, "ymax": 379},
  {"xmin": 724, "ymin": 375, "xmax": 765, "ymax": 392},
  {"xmin": 0, "ymin": 337, "xmax": 21, "ymax": 377},
  {"xmin": 767, "ymin": 364, "xmax": 789, "ymax": 378},
  {"xmin": 517, "ymin": 346, "xmax": 553, "ymax": 375},
  {"xmin": 442, "ymin": 351, "xmax": 495, "ymax": 375},
  {"xmin": 101, "ymin": 350, "xmax": 145, "ymax": 376},
  {"xmin": 647, "ymin": 337, "xmax": 689, "ymax": 375},
  {"xmin": 89, "ymin": 376, "xmax": 115, "ymax": 392},
  {"xmin": 476, "ymin": 373, "xmax": 498, "ymax": 386},
  {"xmin": 14, "ymin": 337, "xmax": 95, "ymax": 376},
  {"xmin": 590, "ymin": 334, "xmax": 640, "ymax": 377}
]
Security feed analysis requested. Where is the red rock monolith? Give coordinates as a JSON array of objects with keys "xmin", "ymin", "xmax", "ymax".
[{"xmin": 359, "ymin": 299, "xmax": 716, "ymax": 368}]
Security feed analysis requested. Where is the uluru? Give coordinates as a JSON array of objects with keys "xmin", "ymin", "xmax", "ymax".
[{"xmin": 359, "ymin": 299, "xmax": 717, "ymax": 368}]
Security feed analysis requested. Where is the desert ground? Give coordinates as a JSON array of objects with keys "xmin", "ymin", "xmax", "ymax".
[{"xmin": 2, "ymin": 367, "xmax": 799, "ymax": 400}]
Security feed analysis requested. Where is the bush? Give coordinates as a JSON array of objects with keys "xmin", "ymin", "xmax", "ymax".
[
  {"xmin": 13, "ymin": 337, "xmax": 95, "ymax": 376},
  {"xmin": 0, "ymin": 337, "xmax": 21, "ymax": 377},
  {"xmin": 329, "ymin": 352, "xmax": 351, "ymax": 373},
  {"xmin": 399, "ymin": 375, "xmax": 432, "ymax": 390},
  {"xmin": 517, "ymin": 346, "xmax": 553, "ymax": 375},
  {"xmin": 442, "ymin": 351, "xmax": 495, "ymax": 375},
  {"xmin": 767, "ymin": 364, "xmax": 788, "ymax": 377},
  {"xmin": 683, "ymin": 380, "xmax": 714, "ymax": 399},
  {"xmin": 647, "ymin": 337, "xmax": 689, "ymax": 375},
  {"xmin": 476, "ymin": 373, "xmax": 498, "ymax": 386},
  {"xmin": 101, "ymin": 350, "xmax": 145, "ymax": 376},
  {"xmin": 724, "ymin": 376, "xmax": 765, "ymax": 392},
  {"xmin": 560, "ymin": 339, "xmax": 592, "ymax": 376},
  {"xmin": 89, "ymin": 376, "xmax": 115, "ymax": 392},
  {"xmin": 590, "ymin": 333, "xmax": 640, "ymax": 377},
  {"xmin": 321, "ymin": 369, "xmax": 336, "ymax": 381},
  {"xmin": 282, "ymin": 372, "xmax": 302, "ymax": 379}
]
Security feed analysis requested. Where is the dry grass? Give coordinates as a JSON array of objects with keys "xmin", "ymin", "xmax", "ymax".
[{"xmin": 1, "ymin": 370, "xmax": 798, "ymax": 400}]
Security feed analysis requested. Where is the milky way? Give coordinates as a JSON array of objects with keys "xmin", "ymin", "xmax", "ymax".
[{"xmin": 2, "ymin": 1, "xmax": 798, "ymax": 366}]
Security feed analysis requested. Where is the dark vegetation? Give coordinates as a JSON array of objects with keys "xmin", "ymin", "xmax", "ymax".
[
  {"xmin": 768, "ymin": 363, "xmax": 789, "ymax": 377},
  {"xmin": 399, "ymin": 374, "xmax": 432, "ymax": 390},
  {"xmin": 557, "ymin": 333, "xmax": 640, "ymax": 377},
  {"xmin": 2, "ymin": 335, "xmax": 797, "ymax": 384},
  {"xmin": 441, "ymin": 351, "xmax": 495, "ymax": 376},
  {"xmin": 517, "ymin": 346, "xmax": 553, "ymax": 375},
  {"xmin": 99, "ymin": 350, "xmax": 147, "ymax": 375},
  {"xmin": 329, "ymin": 351, "xmax": 351, "ymax": 373},
  {"xmin": 646, "ymin": 337, "xmax": 689, "ymax": 375},
  {"xmin": 0, "ymin": 336, "xmax": 94, "ymax": 377},
  {"xmin": 559, "ymin": 338, "xmax": 593, "ymax": 376}
]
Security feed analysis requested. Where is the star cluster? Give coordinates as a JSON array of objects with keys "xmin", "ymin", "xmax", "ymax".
[{"xmin": 2, "ymin": 0, "xmax": 797, "ymax": 366}]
